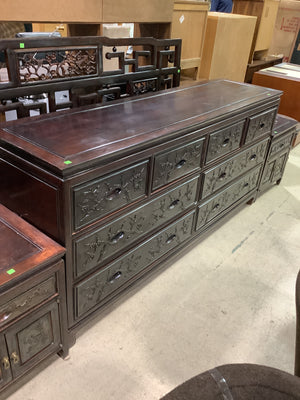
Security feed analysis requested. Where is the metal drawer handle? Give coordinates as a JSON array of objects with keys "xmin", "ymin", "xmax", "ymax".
[
  {"xmin": 218, "ymin": 172, "xmax": 226, "ymax": 180},
  {"xmin": 260, "ymin": 122, "xmax": 265, "ymax": 129},
  {"xmin": 106, "ymin": 187, "xmax": 122, "ymax": 201},
  {"xmin": 250, "ymin": 154, "xmax": 257, "ymax": 161},
  {"xmin": 213, "ymin": 203, "xmax": 220, "ymax": 211},
  {"xmin": 279, "ymin": 143, "xmax": 284, "ymax": 148},
  {"xmin": 169, "ymin": 199, "xmax": 180, "ymax": 209},
  {"xmin": 166, "ymin": 234, "xmax": 177, "ymax": 244},
  {"xmin": 109, "ymin": 271, "xmax": 122, "ymax": 284},
  {"xmin": 11, "ymin": 352, "xmax": 19, "ymax": 365},
  {"xmin": 176, "ymin": 159, "xmax": 186, "ymax": 169},
  {"xmin": 111, "ymin": 231, "xmax": 125, "ymax": 244},
  {"xmin": 243, "ymin": 182, "xmax": 249, "ymax": 188},
  {"xmin": 2, "ymin": 357, "xmax": 10, "ymax": 370},
  {"xmin": 0, "ymin": 313, "xmax": 10, "ymax": 323},
  {"xmin": 222, "ymin": 138, "xmax": 230, "ymax": 147}
]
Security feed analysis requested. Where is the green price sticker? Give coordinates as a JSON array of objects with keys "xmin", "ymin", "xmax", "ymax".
[
  {"xmin": 20, "ymin": 43, "xmax": 25, "ymax": 49},
  {"xmin": 64, "ymin": 160, "xmax": 72, "ymax": 165},
  {"xmin": 6, "ymin": 268, "xmax": 16, "ymax": 275}
]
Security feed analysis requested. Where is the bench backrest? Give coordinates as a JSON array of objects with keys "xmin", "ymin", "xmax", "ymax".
[{"xmin": 0, "ymin": 36, "xmax": 181, "ymax": 119}]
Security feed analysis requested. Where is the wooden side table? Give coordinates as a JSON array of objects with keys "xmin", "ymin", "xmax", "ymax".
[{"xmin": 0, "ymin": 204, "xmax": 69, "ymax": 395}]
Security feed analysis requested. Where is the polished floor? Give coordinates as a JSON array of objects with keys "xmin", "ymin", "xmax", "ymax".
[{"xmin": 5, "ymin": 144, "xmax": 300, "ymax": 400}]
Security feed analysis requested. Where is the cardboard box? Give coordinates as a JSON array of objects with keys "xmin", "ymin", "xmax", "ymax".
[{"xmin": 268, "ymin": 0, "xmax": 300, "ymax": 62}]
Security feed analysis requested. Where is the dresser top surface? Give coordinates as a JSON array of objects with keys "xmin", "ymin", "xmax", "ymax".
[
  {"xmin": 0, "ymin": 204, "xmax": 65, "ymax": 288},
  {"xmin": 0, "ymin": 80, "xmax": 281, "ymax": 176}
]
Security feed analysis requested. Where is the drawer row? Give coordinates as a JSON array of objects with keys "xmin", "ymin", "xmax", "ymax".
[
  {"xmin": 73, "ymin": 164, "xmax": 263, "ymax": 321},
  {"xmin": 73, "ymin": 138, "xmax": 270, "ymax": 230}
]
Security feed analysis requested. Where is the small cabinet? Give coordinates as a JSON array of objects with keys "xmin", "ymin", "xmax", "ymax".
[{"xmin": 0, "ymin": 301, "xmax": 61, "ymax": 383}]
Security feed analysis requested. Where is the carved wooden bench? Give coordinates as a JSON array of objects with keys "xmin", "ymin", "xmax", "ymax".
[{"xmin": 0, "ymin": 36, "xmax": 181, "ymax": 119}]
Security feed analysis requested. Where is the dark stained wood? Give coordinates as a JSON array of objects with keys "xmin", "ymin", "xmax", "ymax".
[{"xmin": 0, "ymin": 204, "xmax": 64, "ymax": 288}]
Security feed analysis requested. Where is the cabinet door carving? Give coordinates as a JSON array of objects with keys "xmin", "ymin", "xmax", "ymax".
[
  {"xmin": 74, "ymin": 177, "xmax": 198, "ymax": 277},
  {"xmin": 0, "ymin": 334, "xmax": 12, "ymax": 390},
  {"xmin": 5, "ymin": 301, "xmax": 61, "ymax": 378}
]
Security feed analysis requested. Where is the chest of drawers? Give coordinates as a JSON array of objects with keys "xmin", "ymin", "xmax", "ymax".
[
  {"xmin": 0, "ymin": 204, "xmax": 68, "ymax": 394},
  {"xmin": 0, "ymin": 80, "xmax": 282, "ymax": 331}
]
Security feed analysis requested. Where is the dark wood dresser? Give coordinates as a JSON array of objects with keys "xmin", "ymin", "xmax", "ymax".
[
  {"xmin": 0, "ymin": 80, "xmax": 284, "ymax": 331},
  {"xmin": 0, "ymin": 204, "xmax": 68, "ymax": 394}
]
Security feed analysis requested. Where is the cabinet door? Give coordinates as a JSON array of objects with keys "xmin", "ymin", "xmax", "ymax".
[
  {"xmin": 0, "ymin": 334, "xmax": 12, "ymax": 389},
  {"xmin": 5, "ymin": 301, "xmax": 61, "ymax": 379}
]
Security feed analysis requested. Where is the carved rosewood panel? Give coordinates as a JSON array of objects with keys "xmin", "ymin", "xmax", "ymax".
[
  {"xmin": 74, "ymin": 177, "xmax": 198, "ymax": 278},
  {"xmin": 202, "ymin": 139, "xmax": 269, "ymax": 198},
  {"xmin": 206, "ymin": 120, "xmax": 245, "ymax": 163},
  {"xmin": 152, "ymin": 138, "xmax": 204, "ymax": 190},
  {"xmin": 75, "ymin": 211, "xmax": 195, "ymax": 319},
  {"xmin": 246, "ymin": 108, "xmax": 277, "ymax": 144},
  {"xmin": 73, "ymin": 161, "xmax": 148, "ymax": 230},
  {"xmin": 197, "ymin": 166, "xmax": 261, "ymax": 230}
]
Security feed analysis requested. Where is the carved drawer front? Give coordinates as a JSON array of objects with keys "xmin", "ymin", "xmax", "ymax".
[
  {"xmin": 0, "ymin": 277, "xmax": 56, "ymax": 328},
  {"xmin": 245, "ymin": 108, "xmax": 276, "ymax": 144},
  {"xmin": 197, "ymin": 166, "xmax": 261, "ymax": 230},
  {"xmin": 152, "ymin": 138, "xmax": 204, "ymax": 190},
  {"xmin": 261, "ymin": 152, "xmax": 288, "ymax": 187},
  {"xmin": 74, "ymin": 177, "xmax": 198, "ymax": 278},
  {"xmin": 75, "ymin": 211, "xmax": 195, "ymax": 319},
  {"xmin": 202, "ymin": 138, "xmax": 268, "ymax": 198},
  {"xmin": 269, "ymin": 132, "xmax": 294, "ymax": 157},
  {"xmin": 73, "ymin": 161, "xmax": 148, "ymax": 230},
  {"xmin": 4, "ymin": 301, "xmax": 61, "ymax": 378},
  {"xmin": 206, "ymin": 120, "xmax": 245, "ymax": 163}
]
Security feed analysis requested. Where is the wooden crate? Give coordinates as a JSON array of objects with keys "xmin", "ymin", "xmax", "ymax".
[
  {"xmin": 171, "ymin": 1, "xmax": 209, "ymax": 80},
  {"xmin": 199, "ymin": 12, "xmax": 257, "ymax": 82}
]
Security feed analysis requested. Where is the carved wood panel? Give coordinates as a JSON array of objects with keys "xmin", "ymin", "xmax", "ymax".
[
  {"xmin": 0, "ymin": 277, "xmax": 56, "ymax": 328},
  {"xmin": 206, "ymin": 120, "xmax": 245, "ymax": 163},
  {"xmin": 270, "ymin": 132, "xmax": 294, "ymax": 157},
  {"xmin": 152, "ymin": 138, "xmax": 204, "ymax": 190},
  {"xmin": 197, "ymin": 165, "xmax": 261, "ymax": 230},
  {"xmin": 73, "ymin": 161, "xmax": 148, "ymax": 230},
  {"xmin": 74, "ymin": 177, "xmax": 198, "ymax": 278},
  {"xmin": 202, "ymin": 139, "xmax": 269, "ymax": 198},
  {"xmin": 75, "ymin": 211, "xmax": 195, "ymax": 319},
  {"xmin": 246, "ymin": 108, "xmax": 276, "ymax": 144}
]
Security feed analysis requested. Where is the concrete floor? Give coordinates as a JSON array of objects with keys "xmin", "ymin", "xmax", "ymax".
[{"xmin": 5, "ymin": 144, "xmax": 300, "ymax": 400}]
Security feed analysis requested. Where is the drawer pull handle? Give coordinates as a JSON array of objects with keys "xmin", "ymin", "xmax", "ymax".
[
  {"xmin": 2, "ymin": 357, "xmax": 10, "ymax": 370},
  {"xmin": 169, "ymin": 199, "xmax": 180, "ymax": 209},
  {"xmin": 279, "ymin": 143, "xmax": 284, "ymax": 148},
  {"xmin": 250, "ymin": 154, "xmax": 257, "ymax": 161},
  {"xmin": 260, "ymin": 122, "xmax": 265, "ymax": 129},
  {"xmin": 106, "ymin": 188, "xmax": 122, "ymax": 201},
  {"xmin": 111, "ymin": 231, "xmax": 125, "ymax": 244},
  {"xmin": 222, "ymin": 138, "xmax": 230, "ymax": 147},
  {"xmin": 166, "ymin": 234, "xmax": 176, "ymax": 244},
  {"xmin": 243, "ymin": 182, "xmax": 249, "ymax": 188},
  {"xmin": 176, "ymin": 159, "xmax": 186, "ymax": 169},
  {"xmin": 0, "ymin": 313, "xmax": 10, "ymax": 323},
  {"xmin": 213, "ymin": 203, "xmax": 220, "ymax": 211},
  {"xmin": 109, "ymin": 271, "xmax": 122, "ymax": 284},
  {"xmin": 218, "ymin": 172, "xmax": 226, "ymax": 180},
  {"xmin": 11, "ymin": 352, "xmax": 19, "ymax": 365}
]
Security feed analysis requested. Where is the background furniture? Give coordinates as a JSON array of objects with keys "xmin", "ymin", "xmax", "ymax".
[
  {"xmin": 0, "ymin": 80, "xmax": 282, "ymax": 330},
  {"xmin": 258, "ymin": 114, "xmax": 298, "ymax": 193},
  {"xmin": 233, "ymin": 0, "xmax": 280, "ymax": 62},
  {"xmin": 199, "ymin": 12, "xmax": 256, "ymax": 82},
  {"xmin": 0, "ymin": 36, "xmax": 181, "ymax": 119},
  {"xmin": 161, "ymin": 364, "xmax": 300, "ymax": 399},
  {"xmin": 252, "ymin": 63, "xmax": 300, "ymax": 121},
  {"xmin": 171, "ymin": 1, "xmax": 209, "ymax": 79},
  {"xmin": 0, "ymin": 204, "xmax": 68, "ymax": 395}
]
